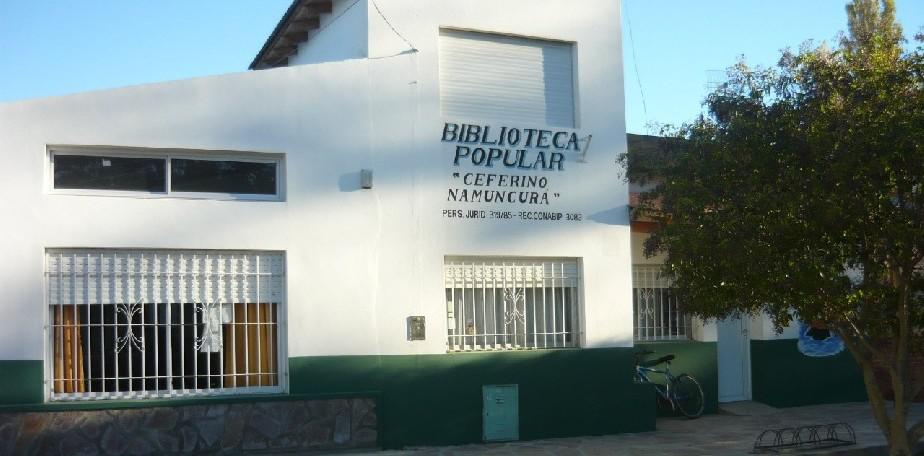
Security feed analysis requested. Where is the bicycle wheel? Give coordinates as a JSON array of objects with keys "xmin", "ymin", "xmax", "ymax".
[{"xmin": 671, "ymin": 374, "xmax": 704, "ymax": 418}]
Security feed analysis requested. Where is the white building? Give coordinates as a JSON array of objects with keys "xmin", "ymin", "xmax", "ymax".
[{"xmin": 0, "ymin": 1, "xmax": 865, "ymax": 451}]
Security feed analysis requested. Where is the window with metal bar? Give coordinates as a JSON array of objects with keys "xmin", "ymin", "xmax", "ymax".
[
  {"xmin": 46, "ymin": 249, "xmax": 285, "ymax": 401},
  {"xmin": 444, "ymin": 257, "xmax": 581, "ymax": 351},
  {"xmin": 632, "ymin": 265, "xmax": 692, "ymax": 341}
]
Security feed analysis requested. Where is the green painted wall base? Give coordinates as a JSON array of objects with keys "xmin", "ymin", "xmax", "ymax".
[
  {"xmin": 0, "ymin": 361, "xmax": 43, "ymax": 406},
  {"xmin": 751, "ymin": 339, "xmax": 867, "ymax": 407},
  {"xmin": 289, "ymin": 348, "xmax": 655, "ymax": 449},
  {"xmin": 635, "ymin": 341, "xmax": 719, "ymax": 416},
  {"xmin": 0, "ymin": 350, "xmax": 656, "ymax": 450}
]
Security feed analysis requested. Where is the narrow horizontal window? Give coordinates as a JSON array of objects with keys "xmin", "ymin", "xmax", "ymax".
[
  {"xmin": 53, "ymin": 155, "xmax": 166, "ymax": 192},
  {"xmin": 49, "ymin": 147, "xmax": 284, "ymax": 200},
  {"xmin": 171, "ymin": 159, "xmax": 277, "ymax": 195}
]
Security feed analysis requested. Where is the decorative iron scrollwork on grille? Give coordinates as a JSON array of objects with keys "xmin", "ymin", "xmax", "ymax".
[
  {"xmin": 196, "ymin": 302, "xmax": 225, "ymax": 352},
  {"xmin": 115, "ymin": 299, "xmax": 144, "ymax": 354},
  {"xmin": 638, "ymin": 288, "xmax": 657, "ymax": 319},
  {"xmin": 503, "ymin": 287, "xmax": 526, "ymax": 325}
]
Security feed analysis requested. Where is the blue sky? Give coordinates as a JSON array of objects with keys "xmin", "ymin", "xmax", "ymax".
[
  {"xmin": 0, "ymin": 1, "xmax": 290, "ymax": 101},
  {"xmin": 0, "ymin": 1, "xmax": 921, "ymax": 134},
  {"xmin": 622, "ymin": 0, "xmax": 923, "ymax": 133}
]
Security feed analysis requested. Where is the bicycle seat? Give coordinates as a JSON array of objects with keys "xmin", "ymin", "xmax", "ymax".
[{"xmin": 639, "ymin": 354, "xmax": 675, "ymax": 367}]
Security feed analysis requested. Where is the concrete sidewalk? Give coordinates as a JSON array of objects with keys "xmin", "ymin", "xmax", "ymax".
[{"xmin": 322, "ymin": 402, "xmax": 924, "ymax": 456}]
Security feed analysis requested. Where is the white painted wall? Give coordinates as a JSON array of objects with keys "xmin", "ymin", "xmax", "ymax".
[
  {"xmin": 630, "ymin": 232, "xmax": 663, "ymax": 265},
  {"xmin": 362, "ymin": 0, "xmax": 630, "ymax": 351},
  {"xmin": 750, "ymin": 316, "xmax": 800, "ymax": 340},
  {"xmin": 0, "ymin": 0, "xmax": 630, "ymax": 361},
  {"xmin": 289, "ymin": 0, "xmax": 369, "ymax": 65}
]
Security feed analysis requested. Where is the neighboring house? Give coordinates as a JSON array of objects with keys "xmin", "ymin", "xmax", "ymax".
[
  {"xmin": 626, "ymin": 133, "xmax": 867, "ymax": 409},
  {"xmin": 0, "ymin": 0, "xmax": 646, "ymax": 453}
]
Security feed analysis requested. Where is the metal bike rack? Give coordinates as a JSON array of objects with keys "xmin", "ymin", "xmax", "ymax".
[{"xmin": 752, "ymin": 422, "xmax": 856, "ymax": 453}]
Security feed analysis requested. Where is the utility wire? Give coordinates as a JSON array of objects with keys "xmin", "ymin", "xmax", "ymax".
[
  {"xmin": 293, "ymin": 0, "xmax": 416, "ymax": 61},
  {"xmin": 623, "ymin": 0, "xmax": 649, "ymax": 124},
  {"xmin": 370, "ymin": 0, "xmax": 418, "ymax": 52}
]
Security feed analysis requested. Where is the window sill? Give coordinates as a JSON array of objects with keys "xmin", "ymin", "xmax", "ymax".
[
  {"xmin": 47, "ymin": 189, "xmax": 285, "ymax": 202},
  {"xmin": 445, "ymin": 346, "xmax": 582, "ymax": 354}
]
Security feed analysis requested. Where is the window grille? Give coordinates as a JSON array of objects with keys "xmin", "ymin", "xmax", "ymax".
[
  {"xmin": 444, "ymin": 257, "xmax": 580, "ymax": 351},
  {"xmin": 45, "ymin": 249, "xmax": 285, "ymax": 401},
  {"xmin": 633, "ymin": 265, "xmax": 692, "ymax": 341}
]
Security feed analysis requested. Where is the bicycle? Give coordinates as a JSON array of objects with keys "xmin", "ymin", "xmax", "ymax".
[{"xmin": 634, "ymin": 350, "xmax": 704, "ymax": 418}]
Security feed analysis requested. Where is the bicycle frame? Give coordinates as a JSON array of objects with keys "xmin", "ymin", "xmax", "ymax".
[
  {"xmin": 635, "ymin": 363, "xmax": 677, "ymax": 406},
  {"xmin": 634, "ymin": 353, "xmax": 704, "ymax": 418}
]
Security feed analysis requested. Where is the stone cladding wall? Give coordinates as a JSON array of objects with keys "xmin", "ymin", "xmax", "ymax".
[{"xmin": 0, "ymin": 397, "xmax": 377, "ymax": 455}]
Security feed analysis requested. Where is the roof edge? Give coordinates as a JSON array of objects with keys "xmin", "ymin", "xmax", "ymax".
[{"xmin": 250, "ymin": 0, "xmax": 333, "ymax": 70}]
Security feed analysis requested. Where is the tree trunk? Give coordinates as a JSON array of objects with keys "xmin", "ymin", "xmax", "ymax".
[
  {"xmin": 888, "ymin": 425, "xmax": 912, "ymax": 456},
  {"xmin": 839, "ymin": 329, "xmax": 924, "ymax": 455},
  {"xmin": 838, "ymin": 329, "xmax": 914, "ymax": 454}
]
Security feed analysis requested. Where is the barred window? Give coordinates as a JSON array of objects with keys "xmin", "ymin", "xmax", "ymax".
[
  {"xmin": 444, "ymin": 257, "xmax": 581, "ymax": 351},
  {"xmin": 46, "ymin": 249, "xmax": 285, "ymax": 401},
  {"xmin": 633, "ymin": 265, "xmax": 692, "ymax": 341}
]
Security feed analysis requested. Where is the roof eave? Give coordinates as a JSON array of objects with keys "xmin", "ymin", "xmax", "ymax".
[{"xmin": 249, "ymin": 0, "xmax": 333, "ymax": 70}]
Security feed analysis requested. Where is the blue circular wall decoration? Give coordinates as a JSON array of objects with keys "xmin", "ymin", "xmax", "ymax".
[{"xmin": 797, "ymin": 321, "xmax": 844, "ymax": 357}]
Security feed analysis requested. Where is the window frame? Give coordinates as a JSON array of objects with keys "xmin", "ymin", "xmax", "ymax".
[
  {"xmin": 632, "ymin": 264, "xmax": 693, "ymax": 342},
  {"xmin": 443, "ymin": 256, "xmax": 584, "ymax": 352},
  {"xmin": 47, "ymin": 145, "xmax": 285, "ymax": 202},
  {"xmin": 437, "ymin": 27, "xmax": 580, "ymax": 129},
  {"xmin": 42, "ymin": 248, "xmax": 289, "ymax": 402}
]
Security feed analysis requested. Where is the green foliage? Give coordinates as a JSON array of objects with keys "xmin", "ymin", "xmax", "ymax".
[
  {"xmin": 622, "ymin": 1, "xmax": 923, "ymax": 451},
  {"xmin": 628, "ymin": 4, "xmax": 923, "ymax": 335},
  {"xmin": 845, "ymin": 0, "xmax": 903, "ymax": 56}
]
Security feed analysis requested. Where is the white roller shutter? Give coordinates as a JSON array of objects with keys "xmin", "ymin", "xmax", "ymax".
[
  {"xmin": 443, "ymin": 256, "xmax": 580, "ymax": 288},
  {"xmin": 46, "ymin": 249, "xmax": 285, "ymax": 306},
  {"xmin": 439, "ymin": 29, "xmax": 576, "ymax": 128}
]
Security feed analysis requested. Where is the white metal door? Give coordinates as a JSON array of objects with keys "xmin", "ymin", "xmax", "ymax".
[{"xmin": 717, "ymin": 316, "xmax": 751, "ymax": 402}]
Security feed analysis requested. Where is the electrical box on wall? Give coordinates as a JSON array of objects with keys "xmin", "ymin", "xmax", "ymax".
[
  {"xmin": 483, "ymin": 384, "xmax": 519, "ymax": 442},
  {"xmin": 360, "ymin": 169, "xmax": 373, "ymax": 189},
  {"xmin": 407, "ymin": 316, "xmax": 425, "ymax": 341}
]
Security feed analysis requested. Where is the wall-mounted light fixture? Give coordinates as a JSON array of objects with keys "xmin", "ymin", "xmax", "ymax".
[{"xmin": 361, "ymin": 169, "xmax": 374, "ymax": 189}]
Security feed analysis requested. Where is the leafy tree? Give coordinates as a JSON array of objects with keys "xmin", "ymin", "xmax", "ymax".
[
  {"xmin": 625, "ymin": 1, "xmax": 923, "ymax": 454},
  {"xmin": 845, "ymin": 0, "xmax": 903, "ymax": 56}
]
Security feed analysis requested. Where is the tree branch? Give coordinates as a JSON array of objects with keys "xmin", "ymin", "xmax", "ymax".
[
  {"xmin": 910, "ymin": 419, "xmax": 924, "ymax": 444},
  {"xmin": 840, "ymin": 313, "xmax": 888, "ymax": 362},
  {"xmin": 841, "ymin": 330, "xmax": 894, "ymax": 438}
]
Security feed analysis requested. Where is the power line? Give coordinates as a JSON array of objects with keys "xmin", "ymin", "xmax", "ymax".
[
  {"xmin": 371, "ymin": 0, "xmax": 418, "ymax": 53},
  {"xmin": 623, "ymin": 0, "xmax": 649, "ymax": 123}
]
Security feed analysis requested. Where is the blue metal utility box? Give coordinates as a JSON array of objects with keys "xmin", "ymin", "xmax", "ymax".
[{"xmin": 483, "ymin": 384, "xmax": 519, "ymax": 442}]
